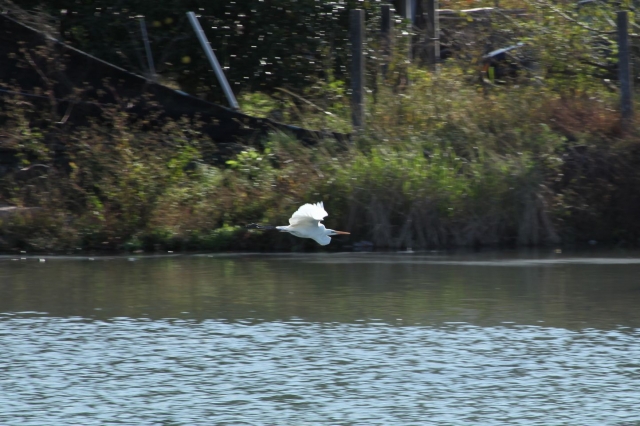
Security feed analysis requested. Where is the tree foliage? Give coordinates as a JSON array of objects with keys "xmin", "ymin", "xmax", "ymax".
[
  {"xmin": 11, "ymin": 0, "xmax": 640, "ymax": 97},
  {"xmin": 14, "ymin": 0, "xmax": 387, "ymax": 103}
]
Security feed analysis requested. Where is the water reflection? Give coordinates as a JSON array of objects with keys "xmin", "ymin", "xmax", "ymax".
[{"xmin": 1, "ymin": 252, "xmax": 640, "ymax": 329}]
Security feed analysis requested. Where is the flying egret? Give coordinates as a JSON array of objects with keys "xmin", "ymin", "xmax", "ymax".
[{"xmin": 247, "ymin": 202, "xmax": 350, "ymax": 246}]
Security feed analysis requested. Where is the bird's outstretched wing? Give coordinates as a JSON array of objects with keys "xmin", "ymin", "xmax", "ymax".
[
  {"xmin": 289, "ymin": 202, "xmax": 328, "ymax": 226},
  {"xmin": 312, "ymin": 234, "xmax": 332, "ymax": 246}
]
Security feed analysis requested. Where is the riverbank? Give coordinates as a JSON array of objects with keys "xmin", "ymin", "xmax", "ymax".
[{"xmin": 2, "ymin": 65, "xmax": 640, "ymax": 253}]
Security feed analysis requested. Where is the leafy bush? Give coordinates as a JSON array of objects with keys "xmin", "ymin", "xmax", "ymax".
[{"xmin": 4, "ymin": 0, "xmax": 640, "ymax": 252}]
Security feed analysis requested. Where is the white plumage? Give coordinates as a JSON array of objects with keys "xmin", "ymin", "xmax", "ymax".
[{"xmin": 276, "ymin": 202, "xmax": 349, "ymax": 246}]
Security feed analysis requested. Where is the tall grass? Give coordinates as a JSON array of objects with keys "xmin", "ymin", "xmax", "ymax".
[{"xmin": 2, "ymin": 58, "xmax": 640, "ymax": 252}]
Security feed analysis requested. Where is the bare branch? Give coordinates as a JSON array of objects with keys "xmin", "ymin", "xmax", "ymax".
[{"xmin": 536, "ymin": 0, "xmax": 616, "ymax": 35}]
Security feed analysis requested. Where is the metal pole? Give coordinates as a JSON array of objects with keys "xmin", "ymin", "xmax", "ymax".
[
  {"xmin": 186, "ymin": 11, "xmax": 239, "ymax": 110},
  {"xmin": 426, "ymin": 0, "xmax": 440, "ymax": 70},
  {"xmin": 399, "ymin": 0, "xmax": 413, "ymax": 61},
  {"xmin": 617, "ymin": 11, "xmax": 633, "ymax": 125},
  {"xmin": 399, "ymin": 0, "xmax": 412, "ymax": 20},
  {"xmin": 350, "ymin": 9, "xmax": 365, "ymax": 130},
  {"xmin": 139, "ymin": 17, "xmax": 156, "ymax": 81}
]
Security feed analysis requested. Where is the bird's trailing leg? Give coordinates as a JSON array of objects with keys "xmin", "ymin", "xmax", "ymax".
[{"xmin": 245, "ymin": 223, "xmax": 276, "ymax": 230}]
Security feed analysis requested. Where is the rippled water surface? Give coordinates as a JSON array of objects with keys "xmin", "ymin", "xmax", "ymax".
[{"xmin": 1, "ymin": 251, "xmax": 640, "ymax": 425}]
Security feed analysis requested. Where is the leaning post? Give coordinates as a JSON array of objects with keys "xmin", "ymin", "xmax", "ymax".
[
  {"xmin": 350, "ymin": 9, "xmax": 365, "ymax": 130},
  {"xmin": 186, "ymin": 11, "xmax": 239, "ymax": 110},
  {"xmin": 617, "ymin": 11, "xmax": 633, "ymax": 127},
  {"xmin": 139, "ymin": 17, "xmax": 156, "ymax": 81}
]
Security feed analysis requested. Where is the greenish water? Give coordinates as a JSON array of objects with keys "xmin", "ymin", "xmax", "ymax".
[{"xmin": 1, "ymin": 251, "xmax": 640, "ymax": 425}]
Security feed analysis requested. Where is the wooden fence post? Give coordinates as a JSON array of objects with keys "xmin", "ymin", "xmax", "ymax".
[
  {"xmin": 617, "ymin": 11, "xmax": 633, "ymax": 126},
  {"xmin": 381, "ymin": 4, "xmax": 393, "ymax": 79},
  {"xmin": 350, "ymin": 9, "xmax": 365, "ymax": 130}
]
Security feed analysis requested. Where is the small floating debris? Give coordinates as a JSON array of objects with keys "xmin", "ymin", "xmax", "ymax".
[{"xmin": 39, "ymin": 258, "xmax": 46, "ymax": 262}]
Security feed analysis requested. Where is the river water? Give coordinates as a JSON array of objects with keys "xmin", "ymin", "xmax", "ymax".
[{"xmin": 1, "ymin": 251, "xmax": 639, "ymax": 425}]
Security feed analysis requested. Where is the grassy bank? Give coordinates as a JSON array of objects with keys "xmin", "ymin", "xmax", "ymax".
[{"xmin": 2, "ymin": 64, "xmax": 640, "ymax": 253}]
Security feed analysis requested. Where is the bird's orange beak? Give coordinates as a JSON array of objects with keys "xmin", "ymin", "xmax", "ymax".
[{"xmin": 333, "ymin": 231, "xmax": 350, "ymax": 235}]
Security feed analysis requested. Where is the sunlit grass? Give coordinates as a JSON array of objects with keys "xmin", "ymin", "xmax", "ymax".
[{"xmin": 1, "ymin": 53, "xmax": 639, "ymax": 252}]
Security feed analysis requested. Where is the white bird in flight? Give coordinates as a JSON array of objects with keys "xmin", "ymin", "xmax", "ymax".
[{"xmin": 247, "ymin": 202, "xmax": 350, "ymax": 246}]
